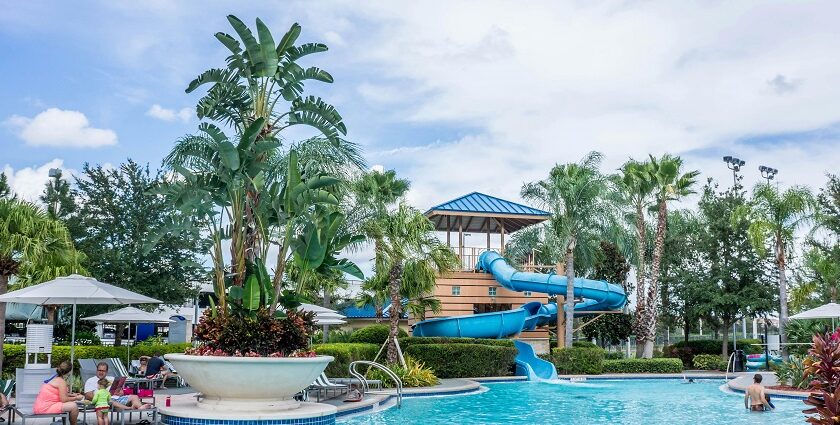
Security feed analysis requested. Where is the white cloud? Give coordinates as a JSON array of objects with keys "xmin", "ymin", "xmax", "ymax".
[
  {"xmin": 5, "ymin": 108, "xmax": 117, "ymax": 148},
  {"xmin": 1, "ymin": 159, "xmax": 75, "ymax": 203},
  {"xmin": 146, "ymin": 104, "xmax": 192, "ymax": 123}
]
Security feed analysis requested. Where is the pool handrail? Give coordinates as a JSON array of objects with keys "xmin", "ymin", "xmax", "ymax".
[
  {"xmin": 725, "ymin": 352, "xmax": 736, "ymax": 380},
  {"xmin": 349, "ymin": 360, "xmax": 403, "ymax": 407}
]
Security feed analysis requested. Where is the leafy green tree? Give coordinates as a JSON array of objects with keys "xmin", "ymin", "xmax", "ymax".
[
  {"xmin": 658, "ymin": 210, "xmax": 706, "ymax": 342},
  {"xmin": 371, "ymin": 203, "xmax": 458, "ymax": 363},
  {"xmin": 40, "ymin": 170, "xmax": 75, "ymax": 221},
  {"xmin": 741, "ymin": 183, "xmax": 815, "ymax": 356},
  {"xmin": 0, "ymin": 173, "xmax": 13, "ymax": 199},
  {"xmin": 72, "ymin": 161, "xmax": 207, "ymax": 319},
  {"xmin": 584, "ymin": 241, "xmax": 633, "ymax": 347},
  {"xmin": 0, "ymin": 198, "xmax": 84, "ymax": 370},
  {"xmin": 635, "ymin": 154, "xmax": 699, "ymax": 358},
  {"xmin": 697, "ymin": 179, "xmax": 775, "ymax": 358},
  {"xmin": 521, "ymin": 152, "xmax": 622, "ymax": 348}
]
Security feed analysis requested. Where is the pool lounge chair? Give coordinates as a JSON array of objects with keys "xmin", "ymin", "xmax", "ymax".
[
  {"xmin": 103, "ymin": 358, "xmax": 157, "ymax": 389},
  {"xmin": 308, "ymin": 373, "xmax": 350, "ymax": 402},
  {"xmin": 9, "ymin": 368, "xmax": 69, "ymax": 425}
]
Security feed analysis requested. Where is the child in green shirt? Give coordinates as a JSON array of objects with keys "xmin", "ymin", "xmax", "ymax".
[{"xmin": 90, "ymin": 378, "xmax": 111, "ymax": 425}]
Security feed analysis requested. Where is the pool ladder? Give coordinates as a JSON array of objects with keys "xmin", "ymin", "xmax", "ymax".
[
  {"xmin": 725, "ymin": 352, "xmax": 736, "ymax": 380},
  {"xmin": 349, "ymin": 360, "xmax": 403, "ymax": 408}
]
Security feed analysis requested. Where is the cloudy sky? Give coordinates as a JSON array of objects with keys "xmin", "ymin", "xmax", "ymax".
[{"xmin": 3, "ymin": 0, "xmax": 839, "ymax": 211}]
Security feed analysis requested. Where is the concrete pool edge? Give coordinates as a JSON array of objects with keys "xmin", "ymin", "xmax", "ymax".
[{"xmin": 725, "ymin": 372, "xmax": 809, "ymax": 400}]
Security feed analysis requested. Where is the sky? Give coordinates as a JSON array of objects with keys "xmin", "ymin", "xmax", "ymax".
[{"xmin": 3, "ymin": 1, "xmax": 840, "ymax": 225}]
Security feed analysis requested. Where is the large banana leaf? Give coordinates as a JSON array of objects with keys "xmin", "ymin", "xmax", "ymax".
[
  {"xmin": 242, "ymin": 273, "xmax": 261, "ymax": 310},
  {"xmin": 255, "ymin": 18, "xmax": 278, "ymax": 77},
  {"xmin": 275, "ymin": 23, "xmax": 301, "ymax": 57},
  {"xmin": 227, "ymin": 15, "xmax": 266, "ymax": 76}
]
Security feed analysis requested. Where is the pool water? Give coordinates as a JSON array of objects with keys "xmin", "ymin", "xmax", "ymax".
[{"xmin": 341, "ymin": 379, "xmax": 806, "ymax": 424}]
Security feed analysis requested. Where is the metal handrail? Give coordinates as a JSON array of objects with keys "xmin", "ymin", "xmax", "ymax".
[
  {"xmin": 725, "ymin": 352, "xmax": 736, "ymax": 380},
  {"xmin": 349, "ymin": 360, "xmax": 403, "ymax": 407}
]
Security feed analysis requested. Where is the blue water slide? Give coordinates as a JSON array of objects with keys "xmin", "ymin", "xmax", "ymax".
[{"xmin": 412, "ymin": 250, "xmax": 627, "ymax": 380}]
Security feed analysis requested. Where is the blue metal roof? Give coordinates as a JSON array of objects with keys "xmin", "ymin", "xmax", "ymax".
[
  {"xmin": 426, "ymin": 192, "xmax": 549, "ymax": 217},
  {"xmin": 341, "ymin": 302, "xmax": 408, "ymax": 319}
]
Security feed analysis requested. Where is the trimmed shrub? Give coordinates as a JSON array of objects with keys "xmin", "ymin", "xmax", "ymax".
[
  {"xmin": 398, "ymin": 337, "xmax": 514, "ymax": 349},
  {"xmin": 604, "ymin": 351, "xmax": 624, "ymax": 360},
  {"xmin": 550, "ymin": 347, "xmax": 604, "ymax": 375},
  {"xmin": 349, "ymin": 325, "xmax": 408, "ymax": 345},
  {"xmin": 602, "ymin": 358, "xmax": 683, "ymax": 374},
  {"xmin": 692, "ymin": 354, "xmax": 728, "ymax": 370},
  {"xmin": 2, "ymin": 343, "xmax": 191, "ymax": 376},
  {"xmin": 665, "ymin": 339, "xmax": 762, "ymax": 366},
  {"xmin": 311, "ymin": 343, "xmax": 379, "ymax": 377},
  {"xmin": 572, "ymin": 341, "xmax": 598, "ymax": 349},
  {"xmin": 404, "ymin": 343, "xmax": 517, "ymax": 378}
]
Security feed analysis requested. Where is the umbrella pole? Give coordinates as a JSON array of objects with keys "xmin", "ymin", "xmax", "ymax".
[
  {"xmin": 127, "ymin": 322, "xmax": 132, "ymax": 367},
  {"xmin": 71, "ymin": 303, "xmax": 77, "ymax": 371}
]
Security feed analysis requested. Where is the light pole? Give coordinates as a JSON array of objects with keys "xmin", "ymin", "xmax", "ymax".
[
  {"xmin": 722, "ymin": 156, "xmax": 745, "ymax": 187},
  {"xmin": 759, "ymin": 165, "xmax": 778, "ymax": 186}
]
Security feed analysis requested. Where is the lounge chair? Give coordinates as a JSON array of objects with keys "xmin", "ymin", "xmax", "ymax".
[
  {"xmin": 0, "ymin": 379, "xmax": 14, "ymax": 420},
  {"xmin": 308, "ymin": 373, "xmax": 350, "ymax": 402},
  {"xmin": 9, "ymin": 368, "xmax": 68, "ymax": 425},
  {"xmin": 109, "ymin": 403, "xmax": 159, "ymax": 425},
  {"xmin": 102, "ymin": 358, "xmax": 157, "ymax": 389},
  {"xmin": 330, "ymin": 377, "xmax": 383, "ymax": 391}
]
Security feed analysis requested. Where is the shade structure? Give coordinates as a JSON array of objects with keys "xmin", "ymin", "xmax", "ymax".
[
  {"xmin": 83, "ymin": 307, "xmax": 172, "ymax": 365},
  {"xmin": 790, "ymin": 302, "xmax": 840, "ymax": 329},
  {"xmin": 0, "ymin": 274, "xmax": 161, "ymax": 366},
  {"xmin": 298, "ymin": 304, "xmax": 346, "ymax": 343}
]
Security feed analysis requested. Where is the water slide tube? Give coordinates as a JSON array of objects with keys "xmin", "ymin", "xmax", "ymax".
[{"xmin": 412, "ymin": 251, "xmax": 627, "ymax": 380}]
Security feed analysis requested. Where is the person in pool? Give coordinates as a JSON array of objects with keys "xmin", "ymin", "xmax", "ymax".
[{"xmin": 744, "ymin": 374, "xmax": 774, "ymax": 412}]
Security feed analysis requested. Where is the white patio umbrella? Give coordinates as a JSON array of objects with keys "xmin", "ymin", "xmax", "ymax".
[
  {"xmin": 298, "ymin": 304, "xmax": 346, "ymax": 342},
  {"xmin": 0, "ymin": 274, "xmax": 161, "ymax": 365},
  {"xmin": 83, "ymin": 306, "xmax": 172, "ymax": 364},
  {"xmin": 790, "ymin": 302, "xmax": 840, "ymax": 328}
]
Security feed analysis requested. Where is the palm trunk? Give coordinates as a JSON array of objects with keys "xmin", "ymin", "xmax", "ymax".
[
  {"xmin": 632, "ymin": 202, "xmax": 648, "ymax": 355},
  {"xmin": 683, "ymin": 319, "xmax": 690, "ymax": 343},
  {"xmin": 776, "ymin": 234, "xmax": 789, "ymax": 357},
  {"xmin": 564, "ymin": 240, "xmax": 576, "ymax": 349},
  {"xmin": 387, "ymin": 263, "xmax": 403, "ymax": 364},
  {"xmin": 642, "ymin": 200, "xmax": 668, "ymax": 358},
  {"xmin": 0, "ymin": 273, "xmax": 8, "ymax": 373},
  {"xmin": 114, "ymin": 323, "xmax": 125, "ymax": 347},
  {"xmin": 46, "ymin": 306, "xmax": 57, "ymax": 324}
]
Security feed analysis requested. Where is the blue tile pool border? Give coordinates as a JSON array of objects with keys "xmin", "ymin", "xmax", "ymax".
[{"xmin": 161, "ymin": 413, "xmax": 337, "ymax": 425}]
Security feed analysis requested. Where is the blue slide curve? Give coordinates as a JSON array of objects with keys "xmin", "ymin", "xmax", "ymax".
[{"xmin": 413, "ymin": 251, "xmax": 627, "ymax": 380}]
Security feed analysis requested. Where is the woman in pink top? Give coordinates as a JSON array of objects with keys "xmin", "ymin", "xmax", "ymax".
[{"xmin": 33, "ymin": 361, "xmax": 84, "ymax": 425}]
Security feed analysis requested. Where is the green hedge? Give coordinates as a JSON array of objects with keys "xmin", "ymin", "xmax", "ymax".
[
  {"xmin": 404, "ymin": 343, "xmax": 517, "ymax": 378},
  {"xmin": 398, "ymin": 337, "xmax": 514, "ymax": 349},
  {"xmin": 604, "ymin": 351, "xmax": 624, "ymax": 360},
  {"xmin": 602, "ymin": 358, "xmax": 683, "ymax": 374},
  {"xmin": 550, "ymin": 347, "xmax": 604, "ymax": 375},
  {"xmin": 348, "ymin": 325, "xmax": 407, "ymax": 345},
  {"xmin": 665, "ymin": 339, "xmax": 761, "ymax": 367},
  {"xmin": 311, "ymin": 343, "xmax": 379, "ymax": 377},
  {"xmin": 692, "ymin": 354, "xmax": 728, "ymax": 371},
  {"xmin": 2, "ymin": 343, "xmax": 192, "ymax": 376}
]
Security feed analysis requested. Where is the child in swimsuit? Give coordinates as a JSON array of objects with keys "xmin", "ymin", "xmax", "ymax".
[{"xmin": 90, "ymin": 378, "xmax": 111, "ymax": 425}]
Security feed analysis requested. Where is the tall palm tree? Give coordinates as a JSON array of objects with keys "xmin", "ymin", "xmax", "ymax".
[
  {"xmin": 636, "ymin": 154, "xmax": 698, "ymax": 358},
  {"xmin": 372, "ymin": 203, "xmax": 458, "ymax": 363},
  {"xmin": 0, "ymin": 199, "xmax": 85, "ymax": 371},
  {"xmin": 744, "ymin": 184, "xmax": 815, "ymax": 355},
  {"xmin": 521, "ymin": 152, "xmax": 621, "ymax": 348},
  {"xmin": 618, "ymin": 159, "xmax": 655, "ymax": 355}
]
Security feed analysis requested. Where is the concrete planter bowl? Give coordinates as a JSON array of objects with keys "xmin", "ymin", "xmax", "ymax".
[{"xmin": 165, "ymin": 353, "xmax": 334, "ymax": 412}]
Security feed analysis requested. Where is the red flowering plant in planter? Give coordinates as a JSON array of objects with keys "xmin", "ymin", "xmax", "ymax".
[{"xmin": 803, "ymin": 329, "xmax": 840, "ymax": 424}]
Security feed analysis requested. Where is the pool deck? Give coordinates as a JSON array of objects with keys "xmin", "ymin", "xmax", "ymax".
[{"xmin": 725, "ymin": 371, "xmax": 810, "ymax": 400}]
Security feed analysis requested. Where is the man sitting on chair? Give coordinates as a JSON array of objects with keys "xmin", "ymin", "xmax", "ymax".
[
  {"xmin": 144, "ymin": 353, "xmax": 172, "ymax": 389},
  {"xmin": 84, "ymin": 362, "xmax": 147, "ymax": 410}
]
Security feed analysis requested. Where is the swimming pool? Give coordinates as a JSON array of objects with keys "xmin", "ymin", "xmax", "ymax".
[{"xmin": 341, "ymin": 379, "xmax": 806, "ymax": 424}]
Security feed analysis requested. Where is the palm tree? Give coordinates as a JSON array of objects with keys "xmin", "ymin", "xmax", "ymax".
[
  {"xmin": 791, "ymin": 247, "xmax": 840, "ymax": 309},
  {"xmin": 372, "ymin": 203, "xmax": 458, "ymax": 363},
  {"xmin": 618, "ymin": 159, "xmax": 655, "ymax": 354},
  {"xmin": 744, "ymin": 184, "xmax": 815, "ymax": 355},
  {"xmin": 636, "ymin": 154, "xmax": 698, "ymax": 358},
  {"xmin": 0, "ymin": 199, "xmax": 85, "ymax": 371},
  {"xmin": 521, "ymin": 152, "xmax": 621, "ymax": 348}
]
